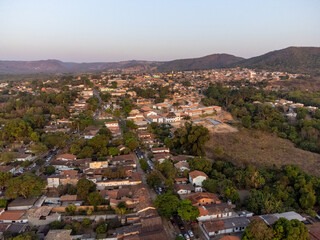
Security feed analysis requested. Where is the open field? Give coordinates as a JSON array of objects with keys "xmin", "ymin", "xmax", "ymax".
[{"xmin": 206, "ymin": 128, "xmax": 320, "ymax": 177}]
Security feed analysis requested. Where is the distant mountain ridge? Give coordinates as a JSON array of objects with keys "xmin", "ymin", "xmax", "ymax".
[
  {"xmin": 156, "ymin": 54, "xmax": 244, "ymax": 72},
  {"xmin": 0, "ymin": 47, "xmax": 319, "ymax": 75},
  {"xmin": 0, "ymin": 59, "xmax": 161, "ymax": 74},
  {"xmin": 231, "ymin": 47, "xmax": 320, "ymax": 76}
]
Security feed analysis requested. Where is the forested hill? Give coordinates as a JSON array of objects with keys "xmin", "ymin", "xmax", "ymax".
[
  {"xmin": 231, "ymin": 47, "xmax": 320, "ymax": 76},
  {"xmin": 1, "ymin": 47, "xmax": 320, "ymax": 74},
  {"xmin": 155, "ymin": 54, "xmax": 244, "ymax": 72}
]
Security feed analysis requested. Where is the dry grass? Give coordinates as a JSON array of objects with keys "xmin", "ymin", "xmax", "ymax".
[{"xmin": 206, "ymin": 128, "xmax": 320, "ymax": 177}]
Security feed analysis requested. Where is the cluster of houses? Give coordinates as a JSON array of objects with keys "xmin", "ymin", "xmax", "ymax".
[
  {"xmin": 0, "ymin": 147, "xmax": 169, "ymax": 239},
  {"xmin": 258, "ymin": 98, "xmax": 319, "ymax": 119}
]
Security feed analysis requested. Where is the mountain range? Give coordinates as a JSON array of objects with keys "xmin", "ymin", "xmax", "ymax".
[{"xmin": 0, "ymin": 47, "xmax": 319, "ymax": 75}]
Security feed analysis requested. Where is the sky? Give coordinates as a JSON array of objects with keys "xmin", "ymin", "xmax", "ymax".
[{"xmin": 0, "ymin": 0, "xmax": 320, "ymax": 62}]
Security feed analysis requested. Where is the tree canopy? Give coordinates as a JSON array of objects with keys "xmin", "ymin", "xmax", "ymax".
[
  {"xmin": 5, "ymin": 174, "xmax": 45, "ymax": 199},
  {"xmin": 173, "ymin": 122, "xmax": 210, "ymax": 156}
]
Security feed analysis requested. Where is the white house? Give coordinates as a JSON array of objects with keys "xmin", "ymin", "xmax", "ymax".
[
  {"xmin": 200, "ymin": 217, "xmax": 250, "ymax": 239},
  {"xmin": 174, "ymin": 183, "xmax": 194, "ymax": 195},
  {"xmin": 0, "ymin": 210, "xmax": 28, "ymax": 223},
  {"xmin": 189, "ymin": 170, "xmax": 208, "ymax": 187},
  {"xmin": 151, "ymin": 147, "xmax": 170, "ymax": 154},
  {"xmin": 163, "ymin": 112, "xmax": 181, "ymax": 123},
  {"xmin": 105, "ymin": 121, "xmax": 119, "ymax": 128}
]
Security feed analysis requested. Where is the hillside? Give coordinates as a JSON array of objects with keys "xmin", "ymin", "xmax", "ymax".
[
  {"xmin": 156, "ymin": 54, "xmax": 244, "ymax": 72},
  {"xmin": 0, "ymin": 60, "xmax": 161, "ymax": 74},
  {"xmin": 231, "ymin": 47, "xmax": 320, "ymax": 75},
  {"xmin": 0, "ymin": 54, "xmax": 241, "ymax": 74},
  {"xmin": 1, "ymin": 47, "xmax": 320, "ymax": 74},
  {"xmin": 206, "ymin": 128, "xmax": 320, "ymax": 177}
]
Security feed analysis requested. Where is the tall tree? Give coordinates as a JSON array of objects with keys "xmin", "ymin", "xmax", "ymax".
[
  {"xmin": 76, "ymin": 178, "xmax": 96, "ymax": 200},
  {"xmin": 5, "ymin": 174, "xmax": 45, "ymax": 199},
  {"xmin": 242, "ymin": 219, "xmax": 273, "ymax": 240},
  {"xmin": 177, "ymin": 199, "xmax": 199, "ymax": 221},
  {"xmin": 173, "ymin": 122, "xmax": 210, "ymax": 156},
  {"xmin": 154, "ymin": 192, "xmax": 180, "ymax": 218}
]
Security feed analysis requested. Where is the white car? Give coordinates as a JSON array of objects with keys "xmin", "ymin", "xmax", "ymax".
[
  {"xmin": 184, "ymin": 233, "xmax": 190, "ymax": 240},
  {"xmin": 188, "ymin": 230, "xmax": 194, "ymax": 237}
]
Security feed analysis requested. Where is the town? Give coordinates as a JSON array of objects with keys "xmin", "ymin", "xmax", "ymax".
[{"xmin": 0, "ymin": 67, "xmax": 319, "ymax": 240}]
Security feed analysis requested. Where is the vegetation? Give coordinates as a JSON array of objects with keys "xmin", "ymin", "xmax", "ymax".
[
  {"xmin": 146, "ymin": 171, "xmax": 162, "ymax": 188},
  {"xmin": 5, "ymin": 174, "xmax": 45, "ymax": 199},
  {"xmin": 203, "ymin": 83, "xmax": 320, "ymax": 153},
  {"xmin": 139, "ymin": 158, "xmax": 148, "ymax": 172},
  {"xmin": 87, "ymin": 191, "xmax": 103, "ymax": 206},
  {"xmin": 187, "ymin": 157, "xmax": 212, "ymax": 174},
  {"xmin": 76, "ymin": 178, "xmax": 96, "ymax": 200},
  {"xmin": 233, "ymin": 46, "xmax": 320, "ymax": 76},
  {"xmin": 172, "ymin": 122, "xmax": 210, "ymax": 156},
  {"xmin": 242, "ymin": 218, "xmax": 309, "ymax": 240},
  {"xmin": 154, "ymin": 192, "xmax": 180, "ymax": 218},
  {"xmin": 44, "ymin": 165, "xmax": 55, "ymax": 175},
  {"xmin": 177, "ymin": 199, "xmax": 199, "ymax": 221},
  {"xmin": 200, "ymin": 159, "xmax": 320, "ymax": 214},
  {"xmin": 154, "ymin": 192, "xmax": 200, "ymax": 220}
]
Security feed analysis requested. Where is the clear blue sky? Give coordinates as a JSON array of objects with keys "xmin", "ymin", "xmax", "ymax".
[{"xmin": 0, "ymin": 0, "xmax": 319, "ymax": 62}]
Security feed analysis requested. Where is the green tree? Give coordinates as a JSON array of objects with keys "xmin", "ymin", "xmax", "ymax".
[
  {"xmin": 272, "ymin": 218, "xmax": 309, "ymax": 240},
  {"xmin": 49, "ymin": 220, "xmax": 65, "ymax": 229},
  {"xmin": 113, "ymin": 110, "xmax": 121, "ymax": 118},
  {"xmin": 173, "ymin": 122, "xmax": 210, "ymax": 156},
  {"xmin": 98, "ymin": 127, "xmax": 112, "ymax": 138},
  {"xmin": 188, "ymin": 157, "xmax": 212, "ymax": 174},
  {"xmin": 157, "ymin": 159, "xmax": 177, "ymax": 180},
  {"xmin": 44, "ymin": 165, "xmax": 55, "ymax": 175},
  {"xmin": 70, "ymin": 144, "xmax": 81, "ymax": 155},
  {"xmin": 108, "ymin": 147, "xmax": 119, "ymax": 156},
  {"xmin": 146, "ymin": 171, "xmax": 162, "ymax": 188},
  {"xmin": 126, "ymin": 120, "xmax": 138, "ymax": 130},
  {"xmin": 175, "ymin": 236, "xmax": 185, "ymax": 240},
  {"xmin": 101, "ymin": 92, "xmax": 111, "ymax": 102},
  {"xmin": 139, "ymin": 158, "xmax": 148, "ymax": 172},
  {"xmin": 65, "ymin": 204, "xmax": 76, "ymax": 215},
  {"xmin": 87, "ymin": 191, "xmax": 103, "ymax": 206},
  {"xmin": 242, "ymin": 219, "xmax": 273, "ymax": 240},
  {"xmin": 81, "ymin": 218, "xmax": 91, "ymax": 227},
  {"xmin": 299, "ymin": 186, "xmax": 316, "ymax": 209},
  {"xmin": 0, "ymin": 199, "xmax": 7, "ymax": 208},
  {"xmin": 5, "ymin": 174, "xmax": 45, "ymax": 199},
  {"xmin": 0, "ymin": 172, "xmax": 12, "ymax": 188},
  {"xmin": 242, "ymin": 115, "xmax": 252, "ymax": 128},
  {"xmin": 126, "ymin": 138, "xmax": 139, "ymax": 151},
  {"xmin": 296, "ymin": 107, "xmax": 308, "ymax": 120},
  {"xmin": 202, "ymin": 179, "xmax": 219, "ymax": 193},
  {"xmin": 76, "ymin": 178, "xmax": 96, "ymax": 200},
  {"xmin": 13, "ymin": 233, "xmax": 38, "ymax": 240},
  {"xmin": 96, "ymin": 224, "xmax": 108, "ymax": 234},
  {"xmin": 78, "ymin": 146, "xmax": 94, "ymax": 158},
  {"xmin": 223, "ymin": 186, "xmax": 240, "ymax": 203},
  {"xmin": 31, "ymin": 142, "xmax": 48, "ymax": 154},
  {"xmin": 164, "ymin": 137, "xmax": 174, "ymax": 148},
  {"xmin": 30, "ymin": 132, "xmax": 40, "ymax": 142},
  {"xmin": 88, "ymin": 135, "xmax": 109, "ymax": 153},
  {"xmin": 154, "ymin": 192, "xmax": 180, "ymax": 218},
  {"xmin": 177, "ymin": 199, "xmax": 199, "ymax": 221}
]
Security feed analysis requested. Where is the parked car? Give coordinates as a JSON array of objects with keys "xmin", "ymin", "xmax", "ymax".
[
  {"xmin": 184, "ymin": 233, "xmax": 190, "ymax": 240},
  {"xmin": 188, "ymin": 230, "xmax": 194, "ymax": 237}
]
